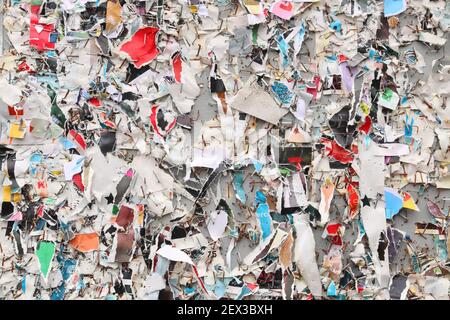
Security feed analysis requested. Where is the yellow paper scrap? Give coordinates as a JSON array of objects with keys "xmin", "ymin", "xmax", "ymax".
[{"xmin": 9, "ymin": 122, "xmax": 26, "ymax": 139}]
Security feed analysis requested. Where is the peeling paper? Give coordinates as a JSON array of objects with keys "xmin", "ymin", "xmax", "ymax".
[
  {"xmin": 293, "ymin": 215, "xmax": 322, "ymax": 298},
  {"xmin": 0, "ymin": 0, "xmax": 448, "ymax": 302},
  {"xmin": 119, "ymin": 27, "xmax": 160, "ymax": 68}
]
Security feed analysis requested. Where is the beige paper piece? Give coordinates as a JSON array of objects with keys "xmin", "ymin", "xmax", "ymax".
[
  {"xmin": 279, "ymin": 232, "xmax": 294, "ymax": 270},
  {"xmin": 293, "ymin": 214, "xmax": 322, "ymax": 297},
  {"xmin": 319, "ymin": 178, "xmax": 335, "ymax": 226},
  {"xmin": 106, "ymin": 1, "xmax": 122, "ymax": 33},
  {"xmin": 230, "ymin": 82, "xmax": 289, "ymax": 125}
]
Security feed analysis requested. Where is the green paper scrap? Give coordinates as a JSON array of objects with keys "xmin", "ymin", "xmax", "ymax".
[
  {"xmin": 36, "ymin": 241, "xmax": 56, "ymax": 279},
  {"xmin": 48, "ymin": 86, "xmax": 66, "ymax": 128},
  {"xmin": 381, "ymin": 88, "xmax": 393, "ymax": 101},
  {"xmin": 252, "ymin": 25, "xmax": 259, "ymax": 45},
  {"xmin": 44, "ymin": 197, "xmax": 56, "ymax": 205},
  {"xmin": 279, "ymin": 168, "xmax": 292, "ymax": 176}
]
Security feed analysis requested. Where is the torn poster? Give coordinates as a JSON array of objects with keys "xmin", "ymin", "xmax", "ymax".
[{"xmin": 0, "ymin": 0, "xmax": 448, "ymax": 302}]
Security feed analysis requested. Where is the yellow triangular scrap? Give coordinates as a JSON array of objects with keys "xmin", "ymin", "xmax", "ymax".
[
  {"xmin": 244, "ymin": 0, "xmax": 262, "ymax": 15},
  {"xmin": 403, "ymin": 192, "xmax": 419, "ymax": 211}
]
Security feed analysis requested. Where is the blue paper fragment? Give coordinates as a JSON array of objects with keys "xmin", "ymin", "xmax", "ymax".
[
  {"xmin": 233, "ymin": 172, "xmax": 246, "ymax": 204},
  {"xmin": 384, "ymin": 0, "xmax": 407, "ymax": 17},
  {"xmin": 255, "ymin": 190, "xmax": 272, "ymax": 241},
  {"xmin": 327, "ymin": 281, "xmax": 337, "ymax": 297},
  {"xmin": 384, "ymin": 188, "xmax": 404, "ymax": 219}
]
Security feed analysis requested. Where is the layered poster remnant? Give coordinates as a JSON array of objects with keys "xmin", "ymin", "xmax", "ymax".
[{"xmin": 0, "ymin": 0, "xmax": 449, "ymax": 300}]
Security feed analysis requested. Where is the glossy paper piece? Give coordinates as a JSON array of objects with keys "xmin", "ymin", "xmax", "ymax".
[
  {"xmin": 69, "ymin": 233, "xmax": 100, "ymax": 253},
  {"xmin": 384, "ymin": 0, "xmax": 407, "ymax": 17},
  {"xmin": 36, "ymin": 241, "xmax": 56, "ymax": 280},
  {"xmin": 232, "ymin": 172, "xmax": 246, "ymax": 204},
  {"xmin": 319, "ymin": 178, "xmax": 335, "ymax": 225},
  {"xmin": 30, "ymin": 4, "xmax": 56, "ymax": 51},
  {"xmin": 270, "ymin": 1, "xmax": 294, "ymax": 20},
  {"xmin": 105, "ymin": 0, "xmax": 122, "ymax": 34},
  {"xmin": 402, "ymin": 192, "xmax": 419, "ymax": 212},
  {"xmin": 384, "ymin": 188, "xmax": 404, "ymax": 220},
  {"xmin": 116, "ymin": 205, "xmax": 135, "ymax": 230},
  {"xmin": 119, "ymin": 27, "xmax": 160, "ymax": 68},
  {"xmin": 255, "ymin": 190, "xmax": 273, "ymax": 241}
]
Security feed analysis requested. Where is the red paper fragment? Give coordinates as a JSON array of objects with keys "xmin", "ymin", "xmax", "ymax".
[
  {"xmin": 306, "ymin": 75, "xmax": 321, "ymax": 100},
  {"xmin": 8, "ymin": 105, "xmax": 24, "ymax": 116},
  {"xmin": 347, "ymin": 183, "xmax": 359, "ymax": 219},
  {"xmin": 68, "ymin": 130, "xmax": 87, "ymax": 150},
  {"xmin": 173, "ymin": 54, "xmax": 182, "ymax": 83},
  {"xmin": 326, "ymin": 223, "xmax": 341, "ymax": 236},
  {"xmin": 88, "ymin": 97, "xmax": 101, "ymax": 107},
  {"xmin": 72, "ymin": 173, "xmax": 85, "ymax": 192},
  {"xmin": 120, "ymin": 27, "xmax": 160, "ymax": 68},
  {"xmin": 30, "ymin": 5, "xmax": 56, "ymax": 51},
  {"xmin": 17, "ymin": 61, "xmax": 34, "ymax": 74},
  {"xmin": 116, "ymin": 205, "xmax": 134, "ymax": 229},
  {"xmin": 358, "ymin": 116, "xmax": 372, "ymax": 134},
  {"xmin": 321, "ymin": 138, "xmax": 354, "ymax": 164},
  {"xmin": 150, "ymin": 105, "xmax": 176, "ymax": 137}
]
